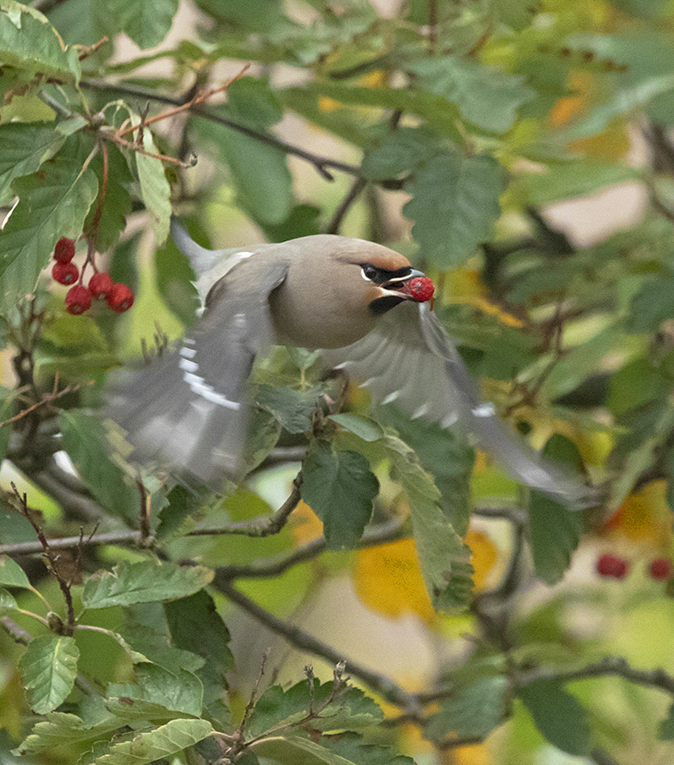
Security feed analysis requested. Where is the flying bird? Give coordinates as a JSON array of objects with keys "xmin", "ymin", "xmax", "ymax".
[{"xmin": 106, "ymin": 221, "xmax": 593, "ymax": 507}]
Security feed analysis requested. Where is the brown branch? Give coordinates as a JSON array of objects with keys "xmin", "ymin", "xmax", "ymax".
[
  {"xmin": 9, "ymin": 483, "xmax": 76, "ymax": 636},
  {"xmin": 215, "ymin": 578, "xmax": 419, "ymax": 713},
  {"xmin": 324, "ymin": 177, "xmax": 367, "ymax": 235},
  {"xmin": 0, "ymin": 529, "xmax": 142, "ymax": 556},
  {"xmin": 80, "ymin": 79, "xmax": 361, "ymax": 181},
  {"xmin": 0, "ymin": 383, "xmax": 78, "ymax": 428}
]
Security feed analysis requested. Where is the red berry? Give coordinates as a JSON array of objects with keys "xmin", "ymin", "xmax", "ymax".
[
  {"xmin": 52, "ymin": 261, "xmax": 79, "ymax": 285},
  {"xmin": 596, "ymin": 553, "xmax": 628, "ymax": 579},
  {"xmin": 649, "ymin": 558, "xmax": 672, "ymax": 581},
  {"xmin": 53, "ymin": 237, "xmax": 76, "ymax": 263},
  {"xmin": 65, "ymin": 285, "xmax": 92, "ymax": 315},
  {"xmin": 89, "ymin": 272, "xmax": 114, "ymax": 300},
  {"xmin": 409, "ymin": 276, "xmax": 434, "ymax": 302},
  {"xmin": 106, "ymin": 283, "xmax": 134, "ymax": 313}
]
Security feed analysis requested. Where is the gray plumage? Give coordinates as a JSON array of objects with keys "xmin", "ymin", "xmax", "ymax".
[{"xmin": 106, "ymin": 221, "xmax": 594, "ymax": 506}]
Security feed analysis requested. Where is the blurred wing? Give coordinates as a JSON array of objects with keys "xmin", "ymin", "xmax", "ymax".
[
  {"xmin": 323, "ymin": 302, "xmax": 594, "ymax": 508},
  {"xmin": 106, "ymin": 261, "xmax": 289, "ymax": 489}
]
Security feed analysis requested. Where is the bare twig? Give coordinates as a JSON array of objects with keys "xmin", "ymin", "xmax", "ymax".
[
  {"xmin": 215, "ymin": 578, "xmax": 418, "ymax": 712},
  {"xmin": 9, "ymin": 483, "xmax": 76, "ymax": 635},
  {"xmin": 80, "ymin": 79, "xmax": 361, "ymax": 181},
  {"xmin": 324, "ymin": 177, "xmax": 367, "ymax": 234},
  {"xmin": 0, "ymin": 529, "xmax": 142, "ymax": 556},
  {"xmin": 0, "ymin": 383, "xmax": 78, "ymax": 428},
  {"xmin": 0, "ymin": 615, "xmax": 33, "ymax": 646}
]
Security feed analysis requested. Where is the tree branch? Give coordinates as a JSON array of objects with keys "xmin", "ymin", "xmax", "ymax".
[
  {"xmin": 324, "ymin": 176, "xmax": 368, "ymax": 235},
  {"xmin": 80, "ymin": 80, "xmax": 361, "ymax": 181},
  {"xmin": 215, "ymin": 578, "xmax": 419, "ymax": 713}
]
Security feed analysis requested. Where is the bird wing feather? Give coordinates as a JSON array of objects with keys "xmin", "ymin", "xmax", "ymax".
[
  {"xmin": 323, "ymin": 302, "xmax": 594, "ymax": 508},
  {"xmin": 106, "ymin": 260, "xmax": 289, "ymax": 489}
]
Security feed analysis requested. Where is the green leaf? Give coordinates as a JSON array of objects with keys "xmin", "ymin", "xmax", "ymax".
[
  {"xmin": 83, "ymin": 143, "xmax": 133, "ymax": 252},
  {"xmin": 164, "ymin": 590, "xmax": 234, "ymax": 674},
  {"xmin": 81, "ymin": 560, "xmax": 213, "ymax": 609},
  {"xmin": 0, "ymin": 135, "xmax": 98, "ymax": 312},
  {"xmin": 384, "ymin": 435, "xmax": 473, "ymax": 612},
  {"xmin": 659, "ymin": 702, "xmax": 674, "ymax": 740},
  {"xmin": 361, "ymin": 127, "xmax": 441, "ymax": 181},
  {"xmin": 0, "ymin": 555, "xmax": 30, "ymax": 588},
  {"xmin": 106, "ymin": 663, "xmax": 203, "ymax": 721},
  {"xmin": 18, "ymin": 711, "xmax": 126, "ymax": 754},
  {"xmin": 93, "ymin": 718, "xmax": 213, "ymax": 764},
  {"xmin": 99, "ymin": 0, "xmax": 178, "ymax": 49},
  {"xmin": 519, "ymin": 679, "xmax": 591, "ymax": 756},
  {"xmin": 0, "ymin": 122, "xmax": 68, "ymax": 205},
  {"xmin": 330, "ymin": 414, "xmax": 383, "ymax": 443},
  {"xmin": 627, "ymin": 273, "xmax": 674, "ymax": 333},
  {"xmin": 301, "ymin": 441, "xmax": 379, "ymax": 549},
  {"xmin": 19, "ymin": 634, "xmax": 79, "ymax": 714},
  {"xmin": 59, "ymin": 409, "xmax": 141, "ymax": 523},
  {"xmin": 193, "ymin": 0, "xmax": 287, "ymax": 32},
  {"xmin": 248, "ymin": 678, "xmax": 383, "ymax": 739},
  {"xmin": 252, "ymin": 732, "xmax": 412, "ymax": 765},
  {"xmin": 136, "ymin": 130, "xmax": 171, "ymax": 244},
  {"xmin": 0, "ymin": 2, "xmax": 80, "ymax": 86},
  {"xmin": 155, "ymin": 236, "xmax": 199, "ymax": 326},
  {"xmin": 403, "ymin": 150, "xmax": 504, "ymax": 269},
  {"xmin": 528, "ymin": 436, "xmax": 586, "ymax": 585},
  {"xmin": 425, "ymin": 677, "xmax": 507, "ymax": 741},
  {"xmin": 407, "ymin": 56, "xmax": 535, "ymax": 133},
  {"xmin": 195, "ymin": 112, "xmax": 292, "ymax": 225},
  {"xmin": 256, "ymin": 384, "xmax": 319, "ymax": 434},
  {"xmin": 377, "ymin": 406, "xmax": 474, "ymax": 536},
  {"xmin": 0, "ymin": 587, "xmax": 17, "ymax": 610}
]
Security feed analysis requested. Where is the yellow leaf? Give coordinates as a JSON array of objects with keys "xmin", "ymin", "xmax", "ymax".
[
  {"xmin": 602, "ymin": 480, "xmax": 673, "ymax": 549},
  {"xmin": 465, "ymin": 528, "xmax": 498, "ymax": 591},
  {"xmin": 290, "ymin": 499, "xmax": 324, "ymax": 545},
  {"xmin": 353, "ymin": 538, "xmax": 436, "ymax": 624}
]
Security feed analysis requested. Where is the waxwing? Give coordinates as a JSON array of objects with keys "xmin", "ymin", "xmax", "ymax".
[{"xmin": 106, "ymin": 220, "xmax": 593, "ymax": 507}]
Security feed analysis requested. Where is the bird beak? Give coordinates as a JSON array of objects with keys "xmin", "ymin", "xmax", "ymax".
[{"xmin": 380, "ymin": 269, "xmax": 434, "ymax": 302}]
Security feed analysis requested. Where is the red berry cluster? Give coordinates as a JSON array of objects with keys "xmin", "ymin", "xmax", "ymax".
[
  {"xmin": 50, "ymin": 238, "xmax": 134, "ymax": 316},
  {"xmin": 595, "ymin": 553, "xmax": 673, "ymax": 582}
]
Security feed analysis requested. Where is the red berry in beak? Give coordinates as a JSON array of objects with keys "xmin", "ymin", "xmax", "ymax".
[{"xmin": 408, "ymin": 276, "xmax": 434, "ymax": 302}]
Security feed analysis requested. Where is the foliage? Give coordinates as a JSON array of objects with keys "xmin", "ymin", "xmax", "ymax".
[{"xmin": 1, "ymin": 0, "xmax": 674, "ymax": 763}]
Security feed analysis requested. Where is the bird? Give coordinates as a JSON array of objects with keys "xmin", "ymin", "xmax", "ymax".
[{"xmin": 106, "ymin": 220, "xmax": 593, "ymax": 507}]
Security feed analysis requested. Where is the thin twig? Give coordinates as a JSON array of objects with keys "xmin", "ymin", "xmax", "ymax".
[
  {"xmin": 0, "ymin": 383, "xmax": 78, "ymax": 428},
  {"xmin": 324, "ymin": 177, "xmax": 367, "ymax": 234},
  {"xmin": 0, "ymin": 615, "xmax": 33, "ymax": 645},
  {"xmin": 0, "ymin": 530, "xmax": 142, "ymax": 556},
  {"xmin": 80, "ymin": 80, "xmax": 361, "ymax": 181},
  {"xmin": 215, "ymin": 578, "xmax": 419, "ymax": 712}
]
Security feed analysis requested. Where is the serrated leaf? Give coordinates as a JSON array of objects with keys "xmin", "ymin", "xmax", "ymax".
[
  {"xmin": 195, "ymin": 113, "xmax": 292, "ymax": 225},
  {"xmin": 0, "ymin": 555, "xmax": 30, "ymax": 588},
  {"xmin": 93, "ymin": 718, "xmax": 213, "ymax": 764},
  {"xmin": 403, "ymin": 150, "xmax": 503, "ymax": 269},
  {"xmin": 136, "ymin": 131, "xmax": 171, "ymax": 244},
  {"xmin": 528, "ymin": 436, "xmax": 586, "ymax": 585},
  {"xmin": 361, "ymin": 127, "xmax": 441, "ymax": 181},
  {"xmin": 256, "ymin": 384, "xmax": 319, "ymax": 434},
  {"xmin": 0, "ymin": 135, "xmax": 98, "ymax": 312},
  {"xmin": 248, "ymin": 679, "xmax": 383, "ymax": 739},
  {"xmin": 301, "ymin": 442, "xmax": 379, "ymax": 549},
  {"xmin": 106, "ymin": 663, "xmax": 203, "ymax": 721},
  {"xmin": 99, "ymin": 0, "xmax": 178, "ymax": 49},
  {"xmin": 0, "ymin": 2, "xmax": 80, "ymax": 85},
  {"xmin": 384, "ymin": 435, "xmax": 473, "ymax": 612},
  {"xmin": 59, "ymin": 409, "xmax": 140, "ymax": 523},
  {"xmin": 81, "ymin": 560, "xmax": 213, "ymax": 609},
  {"xmin": 425, "ymin": 677, "xmax": 507, "ymax": 741},
  {"xmin": 0, "ymin": 587, "xmax": 17, "ymax": 609},
  {"xmin": 519, "ymin": 679, "xmax": 591, "ymax": 756},
  {"xmin": 0, "ymin": 122, "xmax": 68, "ymax": 205},
  {"xmin": 252, "ymin": 732, "xmax": 412, "ymax": 765},
  {"xmin": 83, "ymin": 143, "xmax": 133, "ymax": 252},
  {"xmin": 408, "ymin": 56, "xmax": 534, "ymax": 133},
  {"xmin": 18, "ymin": 711, "xmax": 126, "ymax": 754},
  {"xmin": 19, "ymin": 634, "xmax": 79, "ymax": 714},
  {"xmin": 330, "ymin": 414, "xmax": 383, "ymax": 443}
]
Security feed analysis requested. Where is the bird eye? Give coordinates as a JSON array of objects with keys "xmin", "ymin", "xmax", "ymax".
[{"xmin": 361, "ymin": 264, "xmax": 378, "ymax": 281}]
